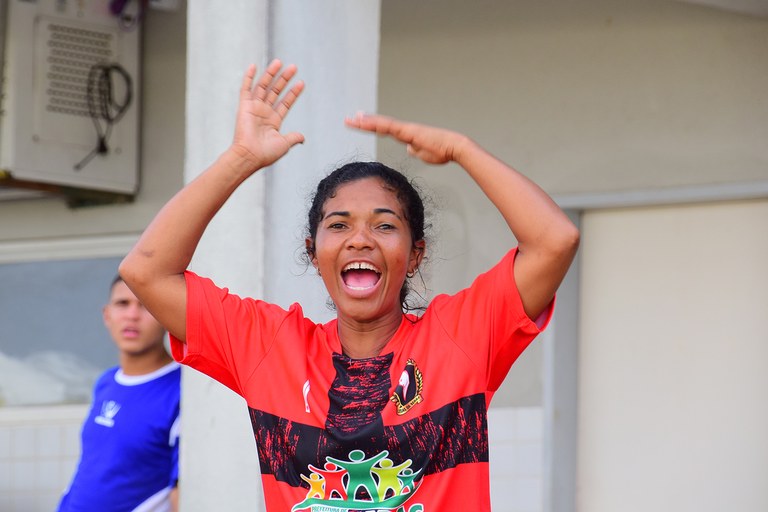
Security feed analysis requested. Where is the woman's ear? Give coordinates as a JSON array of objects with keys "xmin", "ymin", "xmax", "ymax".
[
  {"xmin": 305, "ymin": 237, "xmax": 318, "ymax": 267},
  {"xmin": 410, "ymin": 240, "xmax": 426, "ymax": 272}
]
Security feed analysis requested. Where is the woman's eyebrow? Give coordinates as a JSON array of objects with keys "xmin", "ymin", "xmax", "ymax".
[
  {"xmin": 373, "ymin": 208, "xmax": 400, "ymax": 218},
  {"xmin": 323, "ymin": 208, "xmax": 400, "ymax": 219},
  {"xmin": 323, "ymin": 210, "xmax": 350, "ymax": 220}
]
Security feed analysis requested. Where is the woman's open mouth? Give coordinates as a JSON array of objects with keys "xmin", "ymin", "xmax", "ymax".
[{"xmin": 341, "ymin": 261, "xmax": 381, "ymax": 291}]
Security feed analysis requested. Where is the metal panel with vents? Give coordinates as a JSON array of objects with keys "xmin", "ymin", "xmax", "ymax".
[{"xmin": 0, "ymin": 0, "xmax": 140, "ymax": 197}]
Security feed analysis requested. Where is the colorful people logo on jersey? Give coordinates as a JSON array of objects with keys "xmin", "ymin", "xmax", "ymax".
[
  {"xmin": 390, "ymin": 359, "xmax": 423, "ymax": 416},
  {"xmin": 292, "ymin": 449, "xmax": 424, "ymax": 512}
]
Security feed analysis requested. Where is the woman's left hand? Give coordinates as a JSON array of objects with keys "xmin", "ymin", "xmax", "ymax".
[
  {"xmin": 347, "ymin": 111, "xmax": 579, "ymax": 321},
  {"xmin": 345, "ymin": 112, "xmax": 471, "ymax": 165}
]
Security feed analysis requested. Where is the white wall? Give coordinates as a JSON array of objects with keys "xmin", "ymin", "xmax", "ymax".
[
  {"xmin": 0, "ymin": 406, "xmax": 86, "ymax": 511},
  {"xmin": 578, "ymin": 199, "xmax": 768, "ymax": 512}
]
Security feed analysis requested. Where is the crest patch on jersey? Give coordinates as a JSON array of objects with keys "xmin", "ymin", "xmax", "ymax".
[
  {"xmin": 94, "ymin": 400, "xmax": 121, "ymax": 427},
  {"xmin": 390, "ymin": 359, "xmax": 423, "ymax": 415}
]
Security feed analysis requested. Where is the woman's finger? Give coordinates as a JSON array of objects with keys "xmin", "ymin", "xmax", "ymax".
[
  {"xmin": 240, "ymin": 64, "xmax": 257, "ymax": 100},
  {"xmin": 253, "ymin": 59, "xmax": 282, "ymax": 101},
  {"xmin": 265, "ymin": 64, "xmax": 298, "ymax": 106},
  {"xmin": 276, "ymin": 81, "xmax": 305, "ymax": 118},
  {"xmin": 347, "ymin": 113, "xmax": 397, "ymax": 136}
]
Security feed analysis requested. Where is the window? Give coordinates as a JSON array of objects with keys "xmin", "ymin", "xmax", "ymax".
[{"xmin": 0, "ymin": 256, "xmax": 124, "ymax": 406}]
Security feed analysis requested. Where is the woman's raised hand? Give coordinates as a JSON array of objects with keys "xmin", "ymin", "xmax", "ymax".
[
  {"xmin": 231, "ymin": 60, "xmax": 305, "ymax": 170},
  {"xmin": 345, "ymin": 112, "xmax": 471, "ymax": 165}
]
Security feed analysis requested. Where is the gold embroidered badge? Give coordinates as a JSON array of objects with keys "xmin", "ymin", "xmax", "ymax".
[{"xmin": 390, "ymin": 359, "xmax": 423, "ymax": 415}]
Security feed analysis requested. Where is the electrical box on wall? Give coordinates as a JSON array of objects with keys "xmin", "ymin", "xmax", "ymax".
[{"xmin": 0, "ymin": 0, "xmax": 141, "ymax": 204}]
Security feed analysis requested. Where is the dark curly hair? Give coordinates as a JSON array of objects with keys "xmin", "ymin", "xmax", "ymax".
[{"xmin": 305, "ymin": 161, "xmax": 426, "ymax": 312}]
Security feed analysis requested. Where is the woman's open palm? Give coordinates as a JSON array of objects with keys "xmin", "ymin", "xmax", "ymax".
[{"xmin": 232, "ymin": 60, "xmax": 305, "ymax": 170}]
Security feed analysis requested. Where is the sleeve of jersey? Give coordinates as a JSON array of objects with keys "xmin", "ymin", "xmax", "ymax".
[
  {"xmin": 169, "ymin": 271, "xmax": 297, "ymax": 396},
  {"xmin": 431, "ymin": 247, "xmax": 554, "ymax": 392}
]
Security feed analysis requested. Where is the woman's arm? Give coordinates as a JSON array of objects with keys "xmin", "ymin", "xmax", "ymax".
[
  {"xmin": 345, "ymin": 113, "xmax": 579, "ymax": 320},
  {"xmin": 119, "ymin": 60, "xmax": 305, "ymax": 341}
]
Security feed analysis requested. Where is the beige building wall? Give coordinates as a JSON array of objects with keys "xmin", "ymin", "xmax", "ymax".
[
  {"xmin": 578, "ymin": 199, "xmax": 768, "ymax": 511},
  {"xmin": 380, "ymin": 0, "xmax": 768, "ymax": 200}
]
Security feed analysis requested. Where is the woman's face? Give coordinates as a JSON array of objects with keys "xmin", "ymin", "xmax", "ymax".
[{"xmin": 310, "ymin": 177, "xmax": 424, "ymax": 325}]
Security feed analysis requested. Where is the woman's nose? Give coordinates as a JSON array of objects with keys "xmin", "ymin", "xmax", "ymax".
[{"xmin": 346, "ymin": 226, "xmax": 373, "ymax": 249}]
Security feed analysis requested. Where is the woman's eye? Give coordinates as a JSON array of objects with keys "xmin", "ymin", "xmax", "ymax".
[
  {"xmin": 328, "ymin": 222, "xmax": 346, "ymax": 230},
  {"xmin": 378, "ymin": 223, "xmax": 395, "ymax": 231}
]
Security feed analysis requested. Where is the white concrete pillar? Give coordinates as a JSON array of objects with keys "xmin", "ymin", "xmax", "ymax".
[
  {"xmin": 264, "ymin": 1, "xmax": 382, "ymax": 319},
  {"xmin": 183, "ymin": 1, "xmax": 380, "ymax": 510},
  {"xmin": 543, "ymin": 212, "xmax": 581, "ymax": 512},
  {"xmin": 183, "ymin": 3, "xmax": 270, "ymax": 509}
]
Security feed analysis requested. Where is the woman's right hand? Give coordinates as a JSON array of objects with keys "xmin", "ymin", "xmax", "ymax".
[
  {"xmin": 120, "ymin": 60, "xmax": 306, "ymax": 343},
  {"xmin": 231, "ymin": 60, "xmax": 305, "ymax": 171}
]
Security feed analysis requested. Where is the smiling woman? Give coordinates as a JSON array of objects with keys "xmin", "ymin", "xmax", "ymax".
[
  {"xmin": 304, "ymin": 161, "xmax": 427, "ymax": 321},
  {"xmin": 119, "ymin": 59, "xmax": 579, "ymax": 511},
  {"xmin": 311, "ymin": 176, "xmax": 423, "ymax": 357}
]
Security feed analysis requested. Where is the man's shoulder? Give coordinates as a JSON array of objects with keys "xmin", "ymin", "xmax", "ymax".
[{"xmin": 96, "ymin": 365, "xmax": 120, "ymax": 382}]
